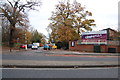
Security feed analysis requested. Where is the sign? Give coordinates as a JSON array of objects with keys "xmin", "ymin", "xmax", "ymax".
[
  {"xmin": 82, "ymin": 34, "xmax": 107, "ymax": 39},
  {"xmin": 71, "ymin": 41, "xmax": 75, "ymax": 47},
  {"xmin": 81, "ymin": 30, "xmax": 107, "ymax": 44}
]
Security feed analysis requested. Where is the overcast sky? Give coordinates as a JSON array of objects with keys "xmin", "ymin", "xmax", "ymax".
[{"xmin": 28, "ymin": 0, "xmax": 119, "ymax": 37}]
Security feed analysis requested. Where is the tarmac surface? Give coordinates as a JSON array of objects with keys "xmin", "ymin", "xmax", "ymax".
[{"xmin": 1, "ymin": 47, "xmax": 120, "ymax": 68}]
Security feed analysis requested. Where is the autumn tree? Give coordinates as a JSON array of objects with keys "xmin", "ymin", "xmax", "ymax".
[
  {"xmin": 13, "ymin": 27, "xmax": 32, "ymax": 44},
  {"xmin": 48, "ymin": 0, "xmax": 95, "ymax": 42},
  {"xmin": 31, "ymin": 30, "xmax": 46, "ymax": 44},
  {"xmin": 0, "ymin": 0, "xmax": 41, "ymax": 51}
]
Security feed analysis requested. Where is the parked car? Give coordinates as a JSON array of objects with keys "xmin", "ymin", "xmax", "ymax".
[
  {"xmin": 20, "ymin": 44, "xmax": 26, "ymax": 49},
  {"xmin": 39, "ymin": 43, "xmax": 43, "ymax": 47},
  {"xmin": 43, "ymin": 44, "xmax": 50, "ymax": 50},
  {"xmin": 31, "ymin": 44, "xmax": 38, "ymax": 50},
  {"xmin": 33, "ymin": 43, "xmax": 39, "ymax": 47},
  {"xmin": 27, "ymin": 44, "xmax": 32, "ymax": 48},
  {"xmin": 52, "ymin": 43, "xmax": 57, "ymax": 49}
]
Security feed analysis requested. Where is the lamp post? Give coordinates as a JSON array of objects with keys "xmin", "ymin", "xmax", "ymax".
[
  {"xmin": 0, "ymin": 13, "xmax": 4, "ymax": 46},
  {"xmin": 24, "ymin": 30, "xmax": 27, "ymax": 50},
  {"xmin": 0, "ymin": 13, "xmax": 4, "ymax": 28}
]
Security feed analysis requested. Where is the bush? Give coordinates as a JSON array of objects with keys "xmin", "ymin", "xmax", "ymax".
[{"xmin": 55, "ymin": 42, "xmax": 69, "ymax": 50}]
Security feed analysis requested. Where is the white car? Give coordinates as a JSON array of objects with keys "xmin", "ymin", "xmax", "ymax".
[
  {"xmin": 33, "ymin": 43, "xmax": 40, "ymax": 47},
  {"xmin": 31, "ymin": 44, "xmax": 38, "ymax": 50}
]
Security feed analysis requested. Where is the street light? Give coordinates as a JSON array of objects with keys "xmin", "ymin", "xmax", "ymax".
[
  {"xmin": 0, "ymin": 13, "xmax": 4, "ymax": 26},
  {"xmin": 0, "ymin": 13, "xmax": 4, "ymax": 46},
  {"xmin": 0, "ymin": 13, "xmax": 4, "ymax": 30},
  {"xmin": 24, "ymin": 30, "xmax": 27, "ymax": 50}
]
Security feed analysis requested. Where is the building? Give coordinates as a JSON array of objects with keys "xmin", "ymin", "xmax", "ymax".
[{"xmin": 69, "ymin": 28, "xmax": 120, "ymax": 53}]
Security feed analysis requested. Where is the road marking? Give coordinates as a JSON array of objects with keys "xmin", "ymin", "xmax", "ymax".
[
  {"xmin": 46, "ymin": 54, "xmax": 119, "ymax": 58},
  {"xmin": 1, "ymin": 67, "xmax": 119, "ymax": 70}
]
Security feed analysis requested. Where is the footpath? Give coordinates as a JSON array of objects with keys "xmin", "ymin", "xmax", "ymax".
[
  {"xmin": 1, "ymin": 47, "xmax": 120, "ymax": 68},
  {"xmin": 46, "ymin": 50, "xmax": 120, "ymax": 56},
  {"xmin": 2, "ymin": 60, "xmax": 119, "ymax": 68}
]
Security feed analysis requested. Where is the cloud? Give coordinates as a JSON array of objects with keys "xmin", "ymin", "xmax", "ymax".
[{"xmin": 28, "ymin": 0, "xmax": 119, "ymax": 37}]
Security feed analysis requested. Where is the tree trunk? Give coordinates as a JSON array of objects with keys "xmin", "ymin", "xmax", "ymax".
[
  {"xmin": 77, "ymin": 27, "xmax": 80, "ymax": 35},
  {"xmin": 9, "ymin": 25, "xmax": 15, "ymax": 52}
]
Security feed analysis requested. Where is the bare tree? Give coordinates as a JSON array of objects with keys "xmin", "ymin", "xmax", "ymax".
[{"xmin": 0, "ymin": 0, "xmax": 41, "ymax": 51}]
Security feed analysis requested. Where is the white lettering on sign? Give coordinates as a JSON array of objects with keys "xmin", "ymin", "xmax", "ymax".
[{"xmin": 85, "ymin": 34, "xmax": 102, "ymax": 39}]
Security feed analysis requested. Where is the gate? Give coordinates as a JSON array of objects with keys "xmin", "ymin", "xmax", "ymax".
[
  {"xmin": 108, "ymin": 48, "xmax": 116, "ymax": 53},
  {"xmin": 94, "ymin": 45, "xmax": 101, "ymax": 53}
]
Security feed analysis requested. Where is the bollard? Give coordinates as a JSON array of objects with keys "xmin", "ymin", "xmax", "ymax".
[{"xmin": 25, "ymin": 44, "xmax": 27, "ymax": 50}]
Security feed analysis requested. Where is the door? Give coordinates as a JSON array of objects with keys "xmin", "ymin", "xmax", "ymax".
[{"xmin": 94, "ymin": 45, "xmax": 101, "ymax": 53}]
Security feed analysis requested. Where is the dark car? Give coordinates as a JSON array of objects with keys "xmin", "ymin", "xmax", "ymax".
[{"xmin": 27, "ymin": 44, "xmax": 32, "ymax": 48}]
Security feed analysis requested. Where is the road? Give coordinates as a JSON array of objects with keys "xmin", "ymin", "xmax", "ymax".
[
  {"xmin": 2, "ymin": 48, "xmax": 118, "ymax": 61},
  {"xmin": 2, "ymin": 67, "xmax": 119, "ymax": 78},
  {"xmin": 1, "ymin": 48, "xmax": 119, "ymax": 79},
  {"xmin": 1, "ymin": 48, "xmax": 119, "ymax": 67}
]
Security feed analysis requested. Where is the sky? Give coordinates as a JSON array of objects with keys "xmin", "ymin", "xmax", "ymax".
[{"xmin": 28, "ymin": 0, "xmax": 119, "ymax": 37}]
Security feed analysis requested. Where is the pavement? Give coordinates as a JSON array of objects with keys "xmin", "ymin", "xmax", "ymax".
[
  {"xmin": 46, "ymin": 50, "xmax": 120, "ymax": 56},
  {"xmin": 1, "ymin": 47, "xmax": 120, "ymax": 68},
  {"xmin": 2, "ymin": 60, "xmax": 119, "ymax": 68}
]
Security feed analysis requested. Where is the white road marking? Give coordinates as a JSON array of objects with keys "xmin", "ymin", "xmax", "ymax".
[{"xmin": 1, "ymin": 67, "xmax": 119, "ymax": 70}]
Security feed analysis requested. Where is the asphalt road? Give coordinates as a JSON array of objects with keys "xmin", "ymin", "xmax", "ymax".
[
  {"xmin": 1, "ymin": 49, "xmax": 119, "ymax": 79},
  {"xmin": 2, "ymin": 67, "xmax": 118, "ymax": 78},
  {"xmin": 2, "ymin": 48, "xmax": 118, "ymax": 62}
]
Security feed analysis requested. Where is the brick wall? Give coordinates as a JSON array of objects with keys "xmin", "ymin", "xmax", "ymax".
[
  {"xmin": 106, "ymin": 45, "xmax": 120, "ymax": 53},
  {"xmin": 100, "ymin": 45, "xmax": 107, "ymax": 53},
  {"xmin": 69, "ymin": 41, "xmax": 94, "ymax": 52},
  {"xmin": 69, "ymin": 41, "xmax": 120, "ymax": 53}
]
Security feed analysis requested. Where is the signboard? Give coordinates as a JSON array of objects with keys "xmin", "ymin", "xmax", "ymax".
[
  {"xmin": 81, "ymin": 30, "xmax": 107, "ymax": 44},
  {"xmin": 71, "ymin": 41, "xmax": 75, "ymax": 47}
]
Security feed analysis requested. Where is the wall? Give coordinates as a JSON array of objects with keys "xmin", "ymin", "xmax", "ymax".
[
  {"xmin": 69, "ymin": 41, "xmax": 120, "ymax": 53},
  {"xmin": 106, "ymin": 45, "xmax": 120, "ymax": 53},
  {"xmin": 69, "ymin": 41, "xmax": 94, "ymax": 52},
  {"xmin": 69, "ymin": 28, "xmax": 120, "ymax": 53}
]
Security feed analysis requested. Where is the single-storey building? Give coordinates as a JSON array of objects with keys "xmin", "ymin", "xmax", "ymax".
[{"xmin": 69, "ymin": 28, "xmax": 120, "ymax": 53}]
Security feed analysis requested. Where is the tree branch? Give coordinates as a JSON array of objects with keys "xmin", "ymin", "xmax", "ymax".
[{"xmin": 7, "ymin": 0, "xmax": 13, "ymax": 8}]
